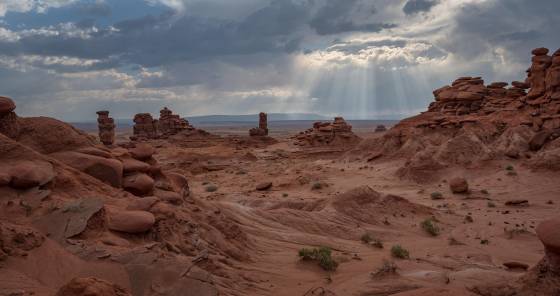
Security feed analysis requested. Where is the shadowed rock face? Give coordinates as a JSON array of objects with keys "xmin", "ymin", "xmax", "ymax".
[{"xmin": 132, "ymin": 107, "xmax": 193, "ymax": 140}]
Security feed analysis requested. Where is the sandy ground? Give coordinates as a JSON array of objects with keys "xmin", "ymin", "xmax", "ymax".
[{"xmin": 138, "ymin": 126, "xmax": 560, "ymax": 295}]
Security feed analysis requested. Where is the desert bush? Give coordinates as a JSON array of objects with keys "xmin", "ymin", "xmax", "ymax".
[
  {"xmin": 205, "ymin": 185, "xmax": 218, "ymax": 192},
  {"xmin": 298, "ymin": 246, "xmax": 338, "ymax": 271},
  {"xmin": 505, "ymin": 165, "xmax": 514, "ymax": 171},
  {"xmin": 391, "ymin": 245, "xmax": 409, "ymax": 259},
  {"xmin": 421, "ymin": 218, "xmax": 440, "ymax": 236},
  {"xmin": 361, "ymin": 233, "xmax": 383, "ymax": 248}
]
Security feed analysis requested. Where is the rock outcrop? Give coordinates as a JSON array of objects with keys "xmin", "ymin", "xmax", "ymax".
[
  {"xmin": 56, "ymin": 277, "xmax": 131, "ymax": 296},
  {"xmin": 356, "ymin": 47, "xmax": 560, "ymax": 180},
  {"xmin": 132, "ymin": 113, "xmax": 158, "ymax": 140},
  {"xmin": 159, "ymin": 107, "xmax": 190, "ymax": 136},
  {"xmin": 293, "ymin": 117, "xmax": 361, "ymax": 147},
  {"xmin": 249, "ymin": 112, "xmax": 269, "ymax": 137},
  {"xmin": 97, "ymin": 111, "xmax": 115, "ymax": 146},
  {"xmin": 0, "ymin": 96, "xmax": 19, "ymax": 139}
]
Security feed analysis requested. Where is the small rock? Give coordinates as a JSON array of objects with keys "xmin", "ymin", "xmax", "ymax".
[
  {"xmin": 449, "ymin": 177, "xmax": 469, "ymax": 194},
  {"xmin": 123, "ymin": 173, "xmax": 154, "ymax": 196},
  {"xmin": 256, "ymin": 181, "xmax": 273, "ymax": 191},
  {"xmin": 505, "ymin": 199, "xmax": 529, "ymax": 207}
]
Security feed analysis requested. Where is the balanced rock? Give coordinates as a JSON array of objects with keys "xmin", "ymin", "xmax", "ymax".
[
  {"xmin": 249, "ymin": 112, "xmax": 269, "ymax": 137},
  {"xmin": 532, "ymin": 47, "xmax": 549, "ymax": 56},
  {"xmin": 0, "ymin": 96, "xmax": 16, "ymax": 114},
  {"xmin": 449, "ymin": 177, "xmax": 469, "ymax": 193},
  {"xmin": 123, "ymin": 173, "xmax": 154, "ymax": 196},
  {"xmin": 107, "ymin": 210, "xmax": 155, "ymax": 233}
]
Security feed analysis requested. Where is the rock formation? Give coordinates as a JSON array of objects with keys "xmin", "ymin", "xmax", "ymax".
[
  {"xmin": 375, "ymin": 125, "xmax": 387, "ymax": 132},
  {"xmin": 293, "ymin": 117, "xmax": 361, "ymax": 147},
  {"xmin": 132, "ymin": 113, "xmax": 158, "ymax": 139},
  {"xmin": 159, "ymin": 107, "xmax": 190, "ymax": 136},
  {"xmin": 356, "ymin": 47, "xmax": 560, "ymax": 181},
  {"xmin": 96, "ymin": 111, "xmax": 115, "ymax": 146},
  {"xmin": 132, "ymin": 107, "xmax": 195, "ymax": 140},
  {"xmin": 249, "ymin": 112, "xmax": 269, "ymax": 136},
  {"xmin": 0, "ymin": 96, "xmax": 19, "ymax": 139}
]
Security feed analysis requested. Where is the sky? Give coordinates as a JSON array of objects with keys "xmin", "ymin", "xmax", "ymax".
[{"xmin": 0, "ymin": 0, "xmax": 558, "ymax": 121}]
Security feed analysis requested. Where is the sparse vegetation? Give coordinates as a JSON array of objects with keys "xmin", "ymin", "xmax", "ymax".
[
  {"xmin": 391, "ymin": 245, "xmax": 410, "ymax": 259},
  {"xmin": 480, "ymin": 239, "xmax": 490, "ymax": 245},
  {"xmin": 464, "ymin": 215, "xmax": 474, "ymax": 223},
  {"xmin": 371, "ymin": 260, "xmax": 398, "ymax": 278},
  {"xmin": 298, "ymin": 246, "xmax": 338, "ymax": 271},
  {"xmin": 421, "ymin": 218, "xmax": 440, "ymax": 236},
  {"xmin": 487, "ymin": 201, "xmax": 496, "ymax": 208},
  {"xmin": 430, "ymin": 192, "xmax": 444, "ymax": 200},
  {"xmin": 205, "ymin": 185, "xmax": 218, "ymax": 192},
  {"xmin": 505, "ymin": 165, "xmax": 514, "ymax": 171},
  {"xmin": 361, "ymin": 233, "xmax": 383, "ymax": 248}
]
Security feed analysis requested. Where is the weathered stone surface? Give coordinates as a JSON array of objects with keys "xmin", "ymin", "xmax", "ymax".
[
  {"xmin": 133, "ymin": 113, "xmax": 158, "ymax": 139},
  {"xmin": 249, "ymin": 112, "xmax": 269, "ymax": 137},
  {"xmin": 121, "ymin": 157, "xmax": 151, "ymax": 174},
  {"xmin": 96, "ymin": 111, "xmax": 115, "ymax": 146},
  {"xmin": 129, "ymin": 143, "xmax": 155, "ymax": 161},
  {"xmin": 123, "ymin": 173, "xmax": 154, "ymax": 196},
  {"xmin": 107, "ymin": 210, "xmax": 155, "ymax": 233},
  {"xmin": 0, "ymin": 96, "xmax": 19, "ymax": 139},
  {"xmin": 126, "ymin": 196, "xmax": 159, "ymax": 211},
  {"xmin": 51, "ymin": 151, "xmax": 123, "ymax": 187},
  {"xmin": 255, "ymin": 181, "xmax": 272, "ymax": 191},
  {"xmin": 56, "ymin": 277, "xmax": 131, "ymax": 296},
  {"xmin": 159, "ymin": 107, "xmax": 190, "ymax": 136},
  {"xmin": 293, "ymin": 117, "xmax": 360, "ymax": 147},
  {"xmin": 8, "ymin": 161, "xmax": 55, "ymax": 189}
]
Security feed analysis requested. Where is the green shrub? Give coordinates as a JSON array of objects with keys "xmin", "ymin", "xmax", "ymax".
[
  {"xmin": 505, "ymin": 165, "xmax": 514, "ymax": 171},
  {"xmin": 421, "ymin": 218, "xmax": 440, "ymax": 236},
  {"xmin": 430, "ymin": 192, "xmax": 444, "ymax": 200},
  {"xmin": 298, "ymin": 246, "xmax": 338, "ymax": 271},
  {"xmin": 205, "ymin": 185, "xmax": 218, "ymax": 192},
  {"xmin": 361, "ymin": 233, "xmax": 383, "ymax": 248},
  {"xmin": 391, "ymin": 245, "xmax": 410, "ymax": 259},
  {"xmin": 371, "ymin": 260, "xmax": 398, "ymax": 278}
]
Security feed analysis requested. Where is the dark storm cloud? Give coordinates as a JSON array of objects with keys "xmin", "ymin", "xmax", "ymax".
[
  {"xmin": 0, "ymin": 0, "xmax": 398, "ymax": 71},
  {"xmin": 440, "ymin": 0, "xmax": 560, "ymax": 63},
  {"xmin": 403, "ymin": 0, "xmax": 439, "ymax": 15},
  {"xmin": 309, "ymin": 0, "xmax": 395, "ymax": 35}
]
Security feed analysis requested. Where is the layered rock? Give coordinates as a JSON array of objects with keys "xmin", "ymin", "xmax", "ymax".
[
  {"xmin": 355, "ymin": 47, "xmax": 560, "ymax": 181},
  {"xmin": 159, "ymin": 107, "xmax": 190, "ymax": 136},
  {"xmin": 293, "ymin": 117, "xmax": 361, "ymax": 147},
  {"xmin": 0, "ymin": 96, "xmax": 19, "ymax": 139},
  {"xmin": 132, "ymin": 113, "xmax": 158, "ymax": 139},
  {"xmin": 249, "ymin": 112, "xmax": 269, "ymax": 137},
  {"xmin": 96, "ymin": 111, "xmax": 115, "ymax": 146}
]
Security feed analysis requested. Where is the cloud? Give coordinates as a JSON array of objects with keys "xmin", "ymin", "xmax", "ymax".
[
  {"xmin": 0, "ymin": 0, "xmax": 77, "ymax": 16},
  {"xmin": 403, "ymin": 0, "xmax": 439, "ymax": 15}
]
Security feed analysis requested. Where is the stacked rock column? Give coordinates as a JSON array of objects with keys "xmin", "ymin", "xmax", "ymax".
[
  {"xmin": 259, "ymin": 112, "xmax": 268, "ymax": 136},
  {"xmin": 96, "ymin": 111, "xmax": 115, "ymax": 146}
]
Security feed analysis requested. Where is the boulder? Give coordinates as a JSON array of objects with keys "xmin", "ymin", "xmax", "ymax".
[
  {"xmin": 51, "ymin": 151, "xmax": 123, "ymax": 188},
  {"xmin": 121, "ymin": 157, "xmax": 151, "ymax": 174},
  {"xmin": 449, "ymin": 177, "xmax": 469, "ymax": 193},
  {"xmin": 529, "ymin": 130, "xmax": 552, "ymax": 151},
  {"xmin": 107, "ymin": 210, "xmax": 155, "ymax": 233},
  {"xmin": 123, "ymin": 173, "xmax": 154, "ymax": 196},
  {"xmin": 126, "ymin": 196, "xmax": 159, "ymax": 211},
  {"xmin": 9, "ymin": 161, "xmax": 55, "ymax": 189},
  {"xmin": 129, "ymin": 144, "xmax": 155, "ymax": 161},
  {"xmin": 0, "ymin": 96, "xmax": 16, "ymax": 114},
  {"xmin": 532, "ymin": 47, "xmax": 549, "ymax": 56},
  {"xmin": 154, "ymin": 189, "xmax": 183, "ymax": 205},
  {"xmin": 166, "ymin": 172, "xmax": 189, "ymax": 192},
  {"xmin": 536, "ymin": 218, "xmax": 560, "ymax": 273},
  {"xmin": 256, "ymin": 181, "xmax": 273, "ymax": 191}
]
